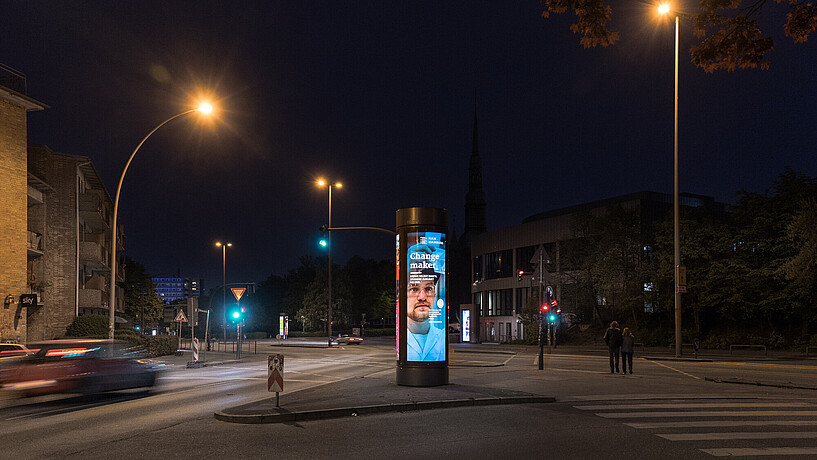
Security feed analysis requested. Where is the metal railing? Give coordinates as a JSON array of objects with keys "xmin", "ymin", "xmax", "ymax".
[{"xmin": 729, "ymin": 344, "xmax": 767, "ymax": 356}]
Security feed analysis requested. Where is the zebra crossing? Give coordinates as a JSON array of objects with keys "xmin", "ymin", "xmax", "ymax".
[{"xmin": 571, "ymin": 395, "xmax": 817, "ymax": 457}]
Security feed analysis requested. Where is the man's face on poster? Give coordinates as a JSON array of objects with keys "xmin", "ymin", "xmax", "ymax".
[{"xmin": 407, "ymin": 278, "xmax": 437, "ymax": 323}]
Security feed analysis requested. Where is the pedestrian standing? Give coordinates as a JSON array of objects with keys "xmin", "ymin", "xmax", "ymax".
[
  {"xmin": 621, "ymin": 328, "xmax": 634, "ymax": 374},
  {"xmin": 603, "ymin": 321, "xmax": 623, "ymax": 373}
]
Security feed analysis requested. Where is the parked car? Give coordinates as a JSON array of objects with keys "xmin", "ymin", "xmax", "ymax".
[
  {"xmin": 0, "ymin": 343, "xmax": 32, "ymax": 360},
  {"xmin": 334, "ymin": 335, "xmax": 363, "ymax": 345},
  {"xmin": 0, "ymin": 339, "xmax": 159, "ymax": 397}
]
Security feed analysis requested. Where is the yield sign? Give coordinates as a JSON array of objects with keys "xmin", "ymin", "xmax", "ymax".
[
  {"xmin": 174, "ymin": 309, "xmax": 188, "ymax": 323},
  {"xmin": 231, "ymin": 287, "xmax": 246, "ymax": 302}
]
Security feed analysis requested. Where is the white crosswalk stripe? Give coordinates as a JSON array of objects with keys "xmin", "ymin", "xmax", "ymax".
[{"xmin": 573, "ymin": 396, "xmax": 817, "ymax": 457}]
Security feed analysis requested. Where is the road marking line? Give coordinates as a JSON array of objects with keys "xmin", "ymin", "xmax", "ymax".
[
  {"xmin": 597, "ymin": 410, "xmax": 817, "ymax": 418},
  {"xmin": 702, "ymin": 447, "xmax": 817, "ymax": 456},
  {"xmin": 649, "ymin": 360, "xmax": 702, "ymax": 379},
  {"xmin": 562, "ymin": 394, "xmax": 758, "ymax": 402},
  {"xmin": 627, "ymin": 420, "xmax": 817, "ymax": 429},
  {"xmin": 659, "ymin": 431, "xmax": 817, "ymax": 441},
  {"xmin": 577, "ymin": 402, "xmax": 812, "ymax": 410}
]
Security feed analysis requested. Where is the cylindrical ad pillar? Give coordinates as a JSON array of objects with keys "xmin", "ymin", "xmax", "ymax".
[{"xmin": 395, "ymin": 207, "xmax": 449, "ymax": 386}]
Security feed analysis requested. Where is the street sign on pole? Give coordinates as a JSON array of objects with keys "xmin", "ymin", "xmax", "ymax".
[
  {"xmin": 268, "ymin": 354, "xmax": 284, "ymax": 407},
  {"xmin": 174, "ymin": 310, "xmax": 188, "ymax": 323},
  {"xmin": 231, "ymin": 287, "xmax": 246, "ymax": 302}
]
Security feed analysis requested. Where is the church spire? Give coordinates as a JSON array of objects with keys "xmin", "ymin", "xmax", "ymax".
[{"xmin": 464, "ymin": 102, "xmax": 487, "ymax": 239}]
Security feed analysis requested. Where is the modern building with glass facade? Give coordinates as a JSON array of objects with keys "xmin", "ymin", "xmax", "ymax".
[{"xmin": 469, "ymin": 191, "xmax": 728, "ymax": 343}]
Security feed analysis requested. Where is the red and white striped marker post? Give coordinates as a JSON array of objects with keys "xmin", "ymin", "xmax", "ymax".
[
  {"xmin": 192, "ymin": 338, "xmax": 199, "ymax": 362},
  {"xmin": 268, "ymin": 354, "xmax": 284, "ymax": 407}
]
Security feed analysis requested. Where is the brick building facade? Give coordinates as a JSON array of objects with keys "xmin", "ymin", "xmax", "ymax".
[{"xmin": 0, "ymin": 66, "xmax": 47, "ymax": 342}]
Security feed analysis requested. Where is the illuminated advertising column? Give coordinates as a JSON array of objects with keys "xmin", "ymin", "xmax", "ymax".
[{"xmin": 396, "ymin": 207, "xmax": 448, "ymax": 386}]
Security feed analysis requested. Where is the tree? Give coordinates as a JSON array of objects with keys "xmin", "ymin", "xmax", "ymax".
[
  {"xmin": 121, "ymin": 256, "xmax": 164, "ymax": 330},
  {"xmin": 779, "ymin": 198, "xmax": 817, "ymax": 336},
  {"xmin": 540, "ymin": 0, "xmax": 816, "ymax": 71}
]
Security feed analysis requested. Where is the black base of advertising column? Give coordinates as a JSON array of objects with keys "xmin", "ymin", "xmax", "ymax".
[
  {"xmin": 396, "ymin": 363, "xmax": 448, "ymax": 387},
  {"xmin": 396, "ymin": 207, "xmax": 449, "ymax": 387}
]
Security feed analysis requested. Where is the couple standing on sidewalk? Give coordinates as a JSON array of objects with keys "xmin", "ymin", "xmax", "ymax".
[{"xmin": 604, "ymin": 321, "xmax": 634, "ymax": 374}]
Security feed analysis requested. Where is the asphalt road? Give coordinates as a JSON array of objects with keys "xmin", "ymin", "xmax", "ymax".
[{"xmin": 2, "ymin": 339, "xmax": 817, "ymax": 459}]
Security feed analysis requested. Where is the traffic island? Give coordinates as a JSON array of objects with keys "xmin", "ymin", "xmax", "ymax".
[{"xmin": 214, "ymin": 395, "xmax": 556, "ymax": 424}]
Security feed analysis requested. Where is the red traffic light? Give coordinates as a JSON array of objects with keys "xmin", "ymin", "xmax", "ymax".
[
  {"xmin": 556, "ymin": 308, "xmax": 561, "ymax": 314},
  {"xmin": 541, "ymin": 304, "xmax": 549, "ymax": 312},
  {"xmin": 240, "ymin": 307, "xmax": 246, "ymax": 313},
  {"xmin": 518, "ymin": 270, "xmax": 524, "ymax": 276}
]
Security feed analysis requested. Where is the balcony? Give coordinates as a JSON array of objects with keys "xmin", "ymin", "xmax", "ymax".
[
  {"xmin": 27, "ymin": 231, "xmax": 44, "ymax": 257},
  {"xmin": 79, "ymin": 288, "xmax": 104, "ymax": 309},
  {"xmin": 79, "ymin": 241, "xmax": 109, "ymax": 270},
  {"xmin": 79, "ymin": 193, "xmax": 109, "ymax": 232}
]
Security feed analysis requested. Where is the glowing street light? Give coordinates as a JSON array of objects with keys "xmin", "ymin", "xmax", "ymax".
[
  {"xmin": 658, "ymin": 3, "xmax": 682, "ymax": 357},
  {"xmin": 316, "ymin": 178, "xmax": 342, "ymax": 346},
  {"xmin": 108, "ymin": 102, "xmax": 215, "ymax": 340}
]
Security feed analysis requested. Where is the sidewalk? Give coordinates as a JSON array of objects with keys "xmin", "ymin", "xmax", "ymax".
[{"xmin": 190, "ymin": 339, "xmax": 817, "ymax": 424}]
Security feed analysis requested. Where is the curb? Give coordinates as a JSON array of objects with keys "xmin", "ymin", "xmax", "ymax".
[
  {"xmin": 705, "ymin": 376, "xmax": 817, "ymax": 391},
  {"xmin": 214, "ymin": 395, "xmax": 556, "ymax": 424}
]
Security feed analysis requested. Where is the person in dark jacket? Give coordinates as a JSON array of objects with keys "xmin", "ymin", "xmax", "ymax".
[
  {"xmin": 603, "ymin": 321, "xmax": 623, "ymax": 373},
  {"xmin": 621, "ymin": 327, "xmax": 634, "ymax": 374}
]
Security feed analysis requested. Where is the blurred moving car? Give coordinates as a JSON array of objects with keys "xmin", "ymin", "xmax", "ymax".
[
  {"xmin": 0, "ymin": 339, "xmax": 159, "ymax": 397},
  {"xmin": 334, "ymin": 335, "xmax": 363, "ymax": 345}
]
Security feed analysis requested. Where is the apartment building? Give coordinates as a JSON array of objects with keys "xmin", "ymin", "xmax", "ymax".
[{"xmin": 0, "ymin": 64, "xmax": 48, "ymax": 342}]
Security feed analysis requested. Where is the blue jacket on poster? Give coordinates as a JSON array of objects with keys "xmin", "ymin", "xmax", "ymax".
[{"xmin": 407, "ymin": 324, "xmax": 446, "ymax": 361}]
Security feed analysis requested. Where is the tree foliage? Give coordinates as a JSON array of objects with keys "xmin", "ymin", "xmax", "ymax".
[
  {"xmin": 555, "ymin": 169, "xmax": 817, "ymax": 346},
  {"xmin": 541, "ymin": 0, "xmax": 816, "ymax": 71},
  {"xmin": 255, "ymin": 256, "xmax": 395, "ymax": 335},
  {"xmin": 121, "ymin": 256, "xmax": 165, "ymax": 329}
]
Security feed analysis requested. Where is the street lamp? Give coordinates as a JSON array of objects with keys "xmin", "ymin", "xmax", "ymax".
[
  {"xmin": 658, "ymin": 3, "xmax": 682, "ymax": 357},
  {"xmin": 216, "ymin": 241, "xmax": 232, "ymax": 340},
  {"xmin": 316, "ymin": 178, "xmax": 342, "ymax": 346},
  {"xmin": 108, "ymin": 102, "xmax": 214, "ymax": 340}
]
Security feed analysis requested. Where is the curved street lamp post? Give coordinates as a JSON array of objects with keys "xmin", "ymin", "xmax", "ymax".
[{"xmin": 108, "ymin": 103, "xmax": 213, "ymax": 340}]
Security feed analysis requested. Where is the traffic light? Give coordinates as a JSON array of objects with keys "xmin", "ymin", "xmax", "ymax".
[
  {"xmin": 541, "ymin": 304, "xmax": 549, "ymax": 313},
  {"xmin": 518, "ymin": 270, "xmax": 525, "ymax": 281},
  {"xmin": 548, "ymin": 313, "xmax": 556, "ymax": 322},
  {"xmin": 229, "ymin": 306, "xmax": 246, "ymax": 323},
  {"xmin": 318, "ymin": 225, "xmax": 328, "ymax": 249}
]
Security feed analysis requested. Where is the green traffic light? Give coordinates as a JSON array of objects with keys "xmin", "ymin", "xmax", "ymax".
[
  {"xmin": 549, "ymin": 314, "xmax": 556, "ymax": 322},
  {"xmin": 319, "ymin": 238, "xmax": 328, "ymax": 248},
  {"xmin": 232, "ymin": 311, "xmax": 240, "ymax": 319}
]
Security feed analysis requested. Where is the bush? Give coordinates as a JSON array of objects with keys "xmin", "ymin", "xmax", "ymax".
[
  {"xmin": 245, "ymin": 331, "xmax": 267, "ymax": 340},
  {"xmin": 65, "ymin": 315, "xmax": 109, "ymax": 337},
  {"xmin": 141, "ymin": 335, "xmax": 178, "ymax": 357}
]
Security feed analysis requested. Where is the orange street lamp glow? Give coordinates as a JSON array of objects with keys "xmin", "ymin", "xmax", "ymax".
[
  {"xmin": 198, "ymin": 102, "xmax": 214, "ymax": 114},
  {"xmin": 658, "ymin": 3, "xmax": 671, "ymax": 15}
]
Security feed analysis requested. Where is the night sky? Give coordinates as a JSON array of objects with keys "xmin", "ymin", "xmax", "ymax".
[{"xmin": 4, "ymin": 2, "xmax": 816, "ymax": 291}]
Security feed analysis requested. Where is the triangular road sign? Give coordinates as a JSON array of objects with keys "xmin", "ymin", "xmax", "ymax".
[
  {"xmin": 174, "ymin": 309, "xmax": 188, "ymax": 323},
  {"xmin": 530, "ymin": 245, "xmax": 552, "ymax": 265},
  {"xmin": 231, "ymin": 287, "xmax": 246, "ymax": 302}
]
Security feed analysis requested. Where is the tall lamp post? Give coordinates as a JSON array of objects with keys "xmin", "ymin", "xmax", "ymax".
[
  {"xmin": 216, "ymin": 241, "xmax": 232, "ymax": 340},
  {"xmin": 108, "ymin": 102, "xmax": 214, "ymax": 340},
  {"xmin": 316, "ymin": 178, "xmax": 342, "ymax": 346},
  {"xmin": 659, "ymin": 3, "xmax": 682, "ymax": 357}
]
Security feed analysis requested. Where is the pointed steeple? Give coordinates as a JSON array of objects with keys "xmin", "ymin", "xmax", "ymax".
[{"xmin": 464, "ymin": 102, "xmax": 487, "ymax": 240}]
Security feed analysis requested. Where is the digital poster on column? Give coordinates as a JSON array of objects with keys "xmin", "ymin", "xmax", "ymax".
[{"xmin": 406, "ymin": 231, "xmax": 446, "ymax": 362}]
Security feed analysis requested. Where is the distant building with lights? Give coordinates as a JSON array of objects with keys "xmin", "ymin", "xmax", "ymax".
[{"xmin": 152, "ymin": 276, "xmax": 202, "ymax": 304}]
